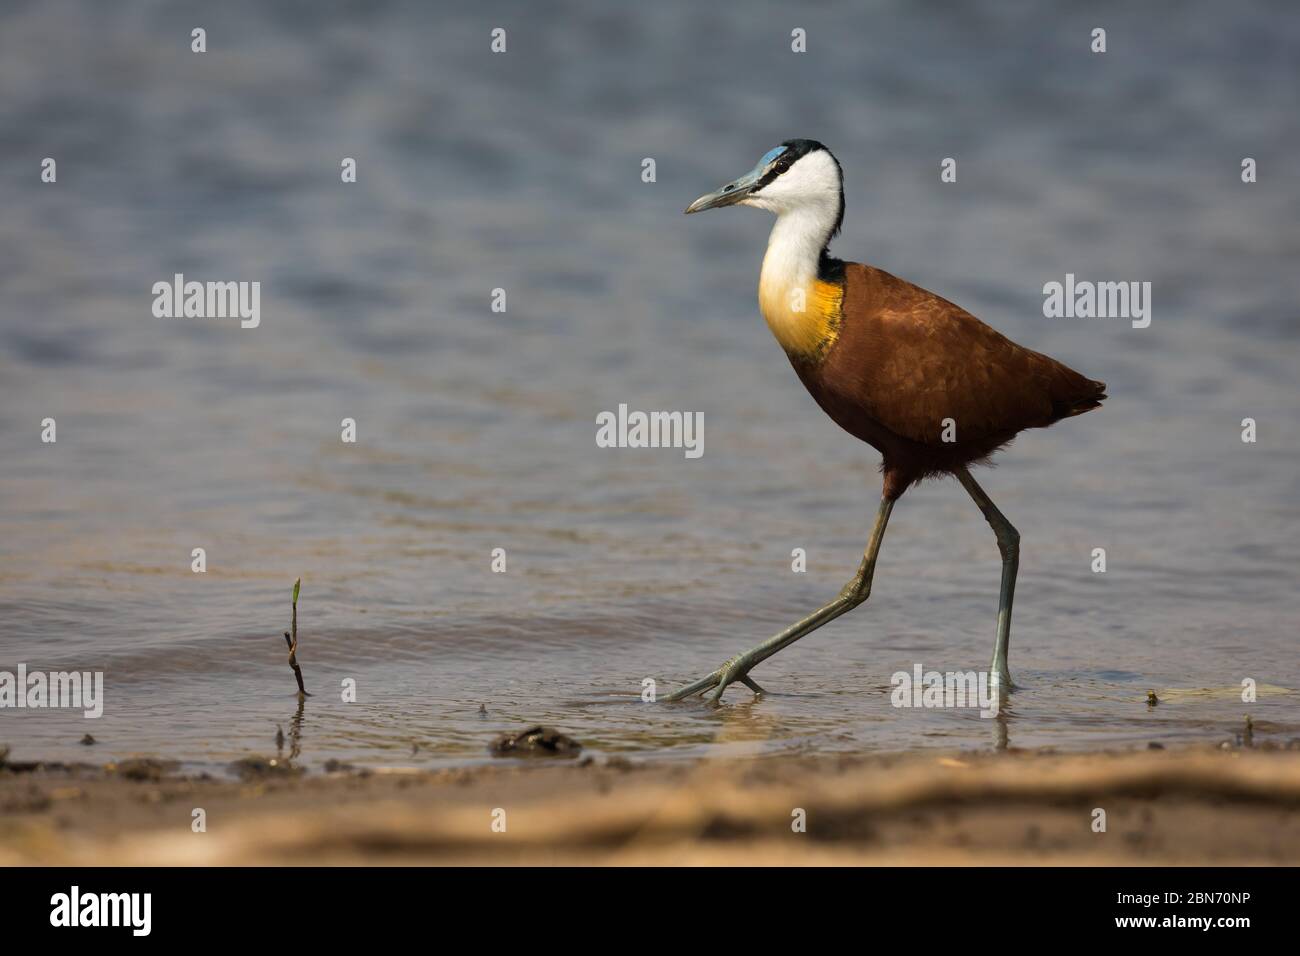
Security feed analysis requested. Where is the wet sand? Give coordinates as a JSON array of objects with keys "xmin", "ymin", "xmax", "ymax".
[{"xmin": 4, "ymin": 746, "xmax": 1299, "ymax": 865}]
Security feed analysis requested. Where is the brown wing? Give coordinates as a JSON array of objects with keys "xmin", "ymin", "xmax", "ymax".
[{"xmin": 823, "ymin": 262, "xmax": 1105, "ymax": 446}]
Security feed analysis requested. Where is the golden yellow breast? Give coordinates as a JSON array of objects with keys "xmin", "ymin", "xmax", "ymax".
[{"xmin": 758, "ymin": 275, "xmax": 844, "ymax": 360}]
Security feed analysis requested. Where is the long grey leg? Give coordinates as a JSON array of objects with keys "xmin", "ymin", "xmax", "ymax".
[
  {"xmin": 953, "ymin": 466, "xmax": 1018, "ymax": 691},
  {"xmin": 664, "ymin": 495, "xmax": 895, "ymax": 704}
]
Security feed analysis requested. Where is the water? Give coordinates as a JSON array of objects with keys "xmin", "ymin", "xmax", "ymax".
[{"xmin": 2, "ymin": 0, "xmax": 1298, "ymax": 772}]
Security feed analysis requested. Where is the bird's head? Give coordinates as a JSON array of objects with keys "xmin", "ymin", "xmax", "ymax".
[{"xmin": 685, "ymin": 139, "xmax": 844, "ymax": 234}]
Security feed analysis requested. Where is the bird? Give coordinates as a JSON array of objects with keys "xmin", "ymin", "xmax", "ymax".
[{"xmin": 666, "ymin": 139, "xmax": 1105, "ymax": 704}]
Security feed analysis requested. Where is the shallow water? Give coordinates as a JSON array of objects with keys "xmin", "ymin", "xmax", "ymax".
[{"xmin": 2, "ymin": 0, "xmax": 1299, "ymax": 772}]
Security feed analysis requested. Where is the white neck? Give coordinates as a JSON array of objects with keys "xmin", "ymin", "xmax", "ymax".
[{"xmin": 759, "ymin": 204, "xmax": 837, "ymax": 292}]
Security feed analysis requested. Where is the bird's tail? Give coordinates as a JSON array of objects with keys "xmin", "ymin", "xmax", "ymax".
[{"xmin": 1054, "ymin": 377, "xmax": 1107, "ymax": 419}]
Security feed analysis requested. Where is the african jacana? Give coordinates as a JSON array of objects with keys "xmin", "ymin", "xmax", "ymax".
[{"xmin": 667, "ymin": 140, "xmax": 1105, "ymax": 704}]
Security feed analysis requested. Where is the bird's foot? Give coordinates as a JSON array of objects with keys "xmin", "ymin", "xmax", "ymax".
[{"xmin": 662, "ymin": 655, "xmax": 767, "ymax": 704}]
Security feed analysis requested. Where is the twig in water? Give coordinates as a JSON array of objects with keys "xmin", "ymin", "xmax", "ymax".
[{"xmin": 283, "ymin": 577, "xmax": 310, "ymax": 698}]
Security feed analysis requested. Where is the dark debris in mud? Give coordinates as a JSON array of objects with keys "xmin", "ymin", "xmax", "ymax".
[
  {"xmin": 228, "ymin": 756, "xmax": 303, "ymax": 781},
  {"xmin": 490, "ymin": 725, "xmax": 583, "ymax": 758}
]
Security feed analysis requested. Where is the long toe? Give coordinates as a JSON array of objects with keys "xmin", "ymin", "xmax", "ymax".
[
  {"xmin": 662, "ymin": 670, "xmax": 722, "ymax": 702},
  {"xmin": 739, "ymin": 675, "xmax": 767, "ymax": 695}
]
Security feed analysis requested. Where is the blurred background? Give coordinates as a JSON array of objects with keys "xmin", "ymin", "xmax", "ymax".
[{"xmin": 1, "ymin": 0, "xmax": 1298, "ymax": 770}]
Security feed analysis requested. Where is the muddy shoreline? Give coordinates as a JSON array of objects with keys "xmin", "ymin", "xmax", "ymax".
[{"xmin": 3, "ymin": 746, "xmax": 1299, "ymax": 865}]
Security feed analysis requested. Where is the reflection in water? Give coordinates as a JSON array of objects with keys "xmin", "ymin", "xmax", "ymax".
[
  {"xmin": 0, "ymin": 0, "xmax": 1298, "ymax": 772},
  {"xmin": 993, "ymin": 708, "xmax": 1010, "ymax": 753},
  {"xmin": 287, "ymin": 698, "xmax": 305, "ymax": 763}
]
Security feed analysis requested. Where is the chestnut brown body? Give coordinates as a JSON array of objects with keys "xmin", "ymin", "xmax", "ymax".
[{"xmin": 791, "ymin": 261, "xmax": 1106, "ymax": 500}]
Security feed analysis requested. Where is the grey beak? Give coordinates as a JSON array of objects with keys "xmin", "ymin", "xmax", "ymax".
[{"xmin": 684, "ymin": 167, "xmax": 764, "ymax": 214}]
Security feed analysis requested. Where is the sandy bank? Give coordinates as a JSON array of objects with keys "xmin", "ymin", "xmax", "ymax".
[{"xmin": 3, "ymin": 747, "xmax": 1299, "ymax": 865}]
